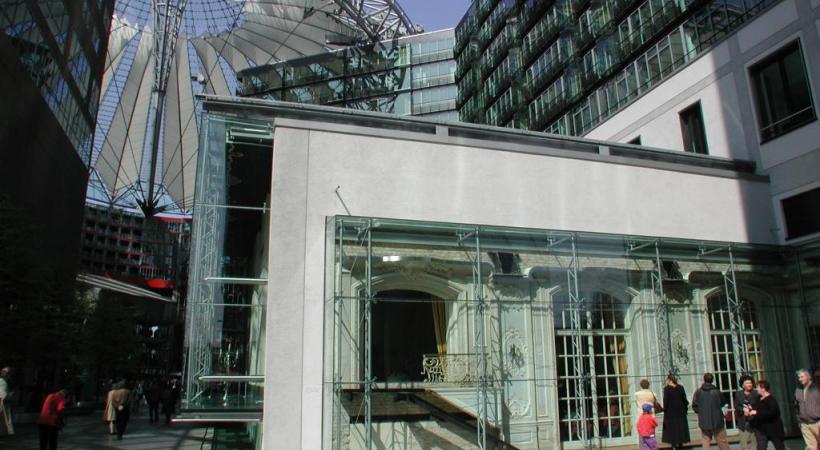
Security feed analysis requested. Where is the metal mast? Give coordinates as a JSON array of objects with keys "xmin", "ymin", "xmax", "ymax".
[{"xmin": 142, "ymin": 0, "xmax": 189, "ymax": 216}]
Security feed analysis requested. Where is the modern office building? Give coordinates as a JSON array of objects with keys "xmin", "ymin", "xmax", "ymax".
[
  {"xmin": 181, "ymin": 96, "xmax": 819, "ymax": 449},
  {"xmin": 0, "ymin": 0, "xmax": 114, "ymax": 281},
  {"xmin": 80, "ymin": 204, "xmax": 192, "ymax": 283},
  {"xmin": 78, "ymin": 204, "xmax": 192, "ymax": 380},
  {"xmin": 454, "ymin": 0, "xmax": 820, "ymax": 245},
  {"xmin": 237, "ymin": 29, "xmax": 458, "ymax": 122}
]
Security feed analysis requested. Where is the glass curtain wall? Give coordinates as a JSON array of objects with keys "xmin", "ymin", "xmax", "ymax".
[
  {"xmin": 326, "ymin": 216, "xmax": 816, "ymax": 449},
  {"xmin": 183, "ymin": 115, "xmax": 272, "ymax": 446},
  {"xmin": 237, "ymin": 32, "xmax": 456, "ymax": 119}
]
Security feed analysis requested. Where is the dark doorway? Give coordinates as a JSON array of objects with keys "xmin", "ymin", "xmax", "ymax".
[{"xmin": 372, "ymin": 290, "xmax": 437, "ymax": 382}]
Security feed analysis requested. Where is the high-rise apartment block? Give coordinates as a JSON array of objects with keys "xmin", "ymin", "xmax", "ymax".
[{"xmin": 455, "ymin": 0, "xmax": 782, "ymax": 134}]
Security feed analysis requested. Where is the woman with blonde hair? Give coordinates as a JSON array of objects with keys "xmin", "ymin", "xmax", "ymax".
[{"xmin": 103, "ymin": 381, "xmax": 116, "ymax": 435}]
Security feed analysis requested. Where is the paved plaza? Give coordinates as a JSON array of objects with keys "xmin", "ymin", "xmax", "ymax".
[
  {"xmin": 0, "ymin": 408, "xmax": 211, "ymax": 450},
  {"xmin": 0, "ymin": 407, "xmax": 810, "ymax": 449}
]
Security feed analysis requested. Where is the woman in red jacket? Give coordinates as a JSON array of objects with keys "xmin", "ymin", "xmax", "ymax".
[{"xmin": 37, "ymin": 388, "xmax": 68, "ymax": 450}]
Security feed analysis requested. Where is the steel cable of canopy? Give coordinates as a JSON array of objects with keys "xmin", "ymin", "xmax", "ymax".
[{"xmin": 90, "ymin": 0, "xmax": 416, "ymax": 215}]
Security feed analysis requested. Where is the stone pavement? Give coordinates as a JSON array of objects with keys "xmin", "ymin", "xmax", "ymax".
[
  {"xmin": 0, "ymin": 410, "xmax": 810, "ymax": 450},
  {"xmin": 0, "ymin": 407, "xmax": 212, "ymax": 450}
]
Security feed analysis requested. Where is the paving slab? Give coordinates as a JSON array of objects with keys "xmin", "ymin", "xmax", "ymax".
[{"xmin": 0, "ymin": 408, "xmax": 212, "ymax": 450}]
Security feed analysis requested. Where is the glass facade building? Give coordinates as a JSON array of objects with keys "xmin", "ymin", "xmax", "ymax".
[
  {"xmin": 0, "ymin": 0, "xmax": 114, "ymax": 285},
  {"xmin": 1, "ymin": 0, "xmax": 113, "ymax": 164},
  {"xmin": 454, "ymin": 0, "xmax": 782, "ymax": 136},
  {"xmin": 236, "ymin": 29, "xmax": 458, "ymax": 122},
  {"xmin": 184, "ymin": 99, "xmax": 820, "ymax": 449}
]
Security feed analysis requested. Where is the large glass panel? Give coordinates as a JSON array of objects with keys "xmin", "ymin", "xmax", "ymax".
[
  {"xmin": 183, "ymin": 115, "xmax": 272, "ymax": 414},
  {"xmin": 321, "ymin": 214, "xmax": 816, "ymax": 449}
]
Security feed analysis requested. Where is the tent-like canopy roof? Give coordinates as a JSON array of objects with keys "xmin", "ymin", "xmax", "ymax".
[{"xmin": 90, "ymin": 0, "xmax": 415, "ymax": 214}]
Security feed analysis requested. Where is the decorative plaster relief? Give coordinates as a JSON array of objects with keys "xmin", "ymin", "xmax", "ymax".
[
  {"xmin": 671, "ymin": 329, "xmax": 691, "ymax": 371},
  {"xmin": 503, "ymin": 328, "xmax": 529, "ymax": 378}
]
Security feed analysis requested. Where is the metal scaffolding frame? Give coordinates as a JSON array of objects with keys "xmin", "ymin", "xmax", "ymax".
[
  {"xmin": 700, "ymin": 245, "xmax": 748, "ymax": 376},
  {"xmin": 321, "ymin": 214, "xmax": 812, "ymax": 449},
  {"xmin": 548, "ymin": 233, "xmax": 592, "ymax": 450},
  {"xmin": 184, "ymin": 118, "xmax": 226, "ymax": 404},
  {"xmin": 458, "ymin": 228, "xmax": 489, "ymax": 450},
  {"xmin": 183, "ymin": 118, "xmax": 271, "ymax": 409},
  {"xmin": 627, "ymin": 240, "xmax": 674, "ymax": 377},
  {"xmin": 333, "ymin": 221, "xmax": 345, "ymax": 450},
  {"xmin": 363, "ymin": 221, "xmax": 374, "ymax": 449}
]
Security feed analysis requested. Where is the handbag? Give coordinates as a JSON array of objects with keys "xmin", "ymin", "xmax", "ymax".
[{"xmin": 653, "ymin": 394, "xmax": 664, "ymax": 413}]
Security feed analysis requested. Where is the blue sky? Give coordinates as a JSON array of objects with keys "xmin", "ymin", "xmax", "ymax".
[{"xmin": 401, "ymin": 0, "xmax": 472, "ymax": 32}]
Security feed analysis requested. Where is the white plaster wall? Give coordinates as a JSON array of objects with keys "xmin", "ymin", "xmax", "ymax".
[
  {"xmin": 589, "ymin": 70, "xmax": 747, "ymax": 160},
  {"xmin": 585, "ymin": 0, "xmax": 820, "ymax": 244},
  {"xmin": 584, "ymin": 42, "xmax": 733, "ymax": 153},
  {"xmin": 303, "ymin": 129, "xmax": 773, "ymax": 243},
  {"xmin": 263, "ymin": 122, "xmax": 776, "ymax": 449}
]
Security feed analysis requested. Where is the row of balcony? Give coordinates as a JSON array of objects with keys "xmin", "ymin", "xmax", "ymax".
[{"xmin": 458, "ymin": 0, "xmax": 697, "ymax": 130}]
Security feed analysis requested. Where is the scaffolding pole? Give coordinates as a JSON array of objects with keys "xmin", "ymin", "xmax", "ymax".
[
  {"xmin": 700, "ymin": 245, "xmax": 748, "ymax": 376},
  {"xmin": 654, "ymin": 242, "xmax": 674, "ymax": 376},
  {"xmin": 561, "ymin": 234, "xmax": 591, "ymax": 449},
  {"xmin": 185, "ymin": 187, "xmax": 219, "ymax": 403},
  {"xmin": 459, "ymin": 228, "xmax": 488, "ymax": 450},
  {"xmin": 723, "ymin": 247, "xmax": 749, "ymax": 376},
  {"xmin": 334, "ymin": 220, "xmax": 345, "ymax": 450},
  {"xmin": 364, "ymin": 220, "xmax": 374, "ymax": 450}
]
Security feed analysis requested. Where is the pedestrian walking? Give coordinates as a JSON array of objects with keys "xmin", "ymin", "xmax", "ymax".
[
  {"xmin": 160, "ymin": 378, "xmax": 179, "ymax": 425},
  {"xmin": 637, "ymin": 403, "xmax": 659, "ymax": 450},
  {"xmin": 692, "ymin": 372, "xmax": 730, "ymax": 450},
  {"xmin": 734, "ymin": 374, "xmax": 760, "ymax": 450},
  {"xmin": 37, "ymin": 387, "xmax": 68, "ymax": 450},
  {"xmin": 103, "ymin": 381, "xmax": 116, "ymax": 435},
  {"xmin": 795, "ymin": 368, "xmax": 820, "ymax": 450},
  {"xmin": 146, "ymin": 379, "xmax": 161, "ymax": 424},
  {"xmin": 0, "ymin": 366, "xmax": 14, "ymax": 436},
  {"xmin": 746, "ymin": 380, "xmax": 785, "ymax": 450},
  {"xmin": 662, "ymin": 373, "xmax": 690, "ymax": 450},
  {"xmin": 111, "ymin": 381, "xmax": 131, "ymax": 440},
  {"xmin": 635, "ymin": 378, "xmax": 662, "ymax": 414},
  {"xmin": 133, "ymin": 380, "xmax": 144, "ymax": 414}
]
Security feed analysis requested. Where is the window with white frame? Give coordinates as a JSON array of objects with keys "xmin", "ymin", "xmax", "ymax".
[
  {"xmin": 554, "ymin": 291, "xmax": 631, "ymax": 442},
  {"xmin": 707, "ymin": 294, "xmax": 764, "ymax": 429}
]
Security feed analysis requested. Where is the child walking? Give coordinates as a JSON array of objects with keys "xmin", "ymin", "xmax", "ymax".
[{"xmin": 638, "ymin": 402, "xmax": 659, "ymax": 450}]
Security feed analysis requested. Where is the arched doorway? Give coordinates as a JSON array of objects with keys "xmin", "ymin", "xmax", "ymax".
[{"xmin": 372, "ymin": 289, "xmax": 438, "ymax": 382}]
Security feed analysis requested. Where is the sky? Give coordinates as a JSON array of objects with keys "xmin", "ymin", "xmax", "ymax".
[{"xmin": 400, "ymin": 0, "xmax": 472, "ymax": 32}]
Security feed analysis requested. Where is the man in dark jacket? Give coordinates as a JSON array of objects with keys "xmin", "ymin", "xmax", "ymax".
[
  {"xmin": 692, "ymin": 372, "xmax": 730, "ymax": 450},
  {"xmin": 734, "ymin": 374, "xmax": 760, "ymax": 450},
  {"xmin": 145, "ymin": 379, "xmax": 162, "ymax": 425}
]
